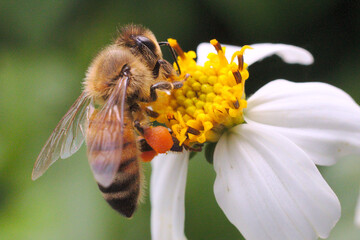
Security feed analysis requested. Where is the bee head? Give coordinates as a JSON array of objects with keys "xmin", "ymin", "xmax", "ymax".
[{"xmin": 116, "ymin": 24, "xmax": 162, "ymax": 67}]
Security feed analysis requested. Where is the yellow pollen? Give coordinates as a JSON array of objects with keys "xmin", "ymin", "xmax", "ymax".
[{"xmin": 150, "ymin": 39, "xmax": 251, "ymax": 147}]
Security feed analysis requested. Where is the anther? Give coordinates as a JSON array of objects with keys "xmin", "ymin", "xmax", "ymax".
[
  {"xmin": 238, "ymin": 54, "xmax": 244, "ymax": 71},
  {"xmin": 134, "ymin": 120, "xmax": 144, "ymax": 135},
  {"xmin": 186, "ymin": 127, "xmax": 200, "ymax": 136},
  {"xmin": 210, "ymin": 39, "xmax": 222, "ymax": 52},
  {"xmin": 233, "ymin": 100, "xmax": 240, "ymax": 109},
  {"xmin": 232, "ymin": 70, "xmax": 242, "ymax": 84},
  {"xmin": 145, "ymin": 108, "xmax": 160, "ymax": 118},
  {"xmin": 211, "ymin": 39, "xmax": 228, "ymax": 64}
]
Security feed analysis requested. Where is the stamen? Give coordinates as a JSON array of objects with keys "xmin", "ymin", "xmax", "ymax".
[
  {"xmin": 233, "ymin": 100, "xmax": 239, "ymax": 109},
  {"xmin": 210, "ymin": 39, "xmax": 223, "ymax": 52},
  {"xmin": 210, "ymin": 39, "xmax": 228, "ymax": 65},
  {"xmin": 186, "ymin": 126, "xmax": 200, "ymax": 136},
  {"xmin": 168, "ymin": 38, "xmax": 185, "ymax": 60},
  {"xmin": 238, "ymin": 54, "xmax": 244, "ymax": 71},
  {"xmin": 231, "ymin": 67, "xmax": 242, "ymax": 84}
]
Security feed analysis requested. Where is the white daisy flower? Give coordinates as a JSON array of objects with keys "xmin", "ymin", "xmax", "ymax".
[{"xmin": 149, "ymin": 40, "xmax": 360, "ymax": 240}]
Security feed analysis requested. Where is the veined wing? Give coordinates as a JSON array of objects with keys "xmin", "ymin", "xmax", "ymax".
[
  {"xmin": 86, "ymin": 75, "xmax": 130, "ymax": 187},
  {"xmin": 32, "ymin": 92, "xmax": 90, "ymax": 180}
]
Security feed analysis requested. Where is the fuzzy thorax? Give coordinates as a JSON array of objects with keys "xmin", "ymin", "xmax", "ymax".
[{"xmin": 149, "ymin": 39, "xmax": 252, "ymax": 146}]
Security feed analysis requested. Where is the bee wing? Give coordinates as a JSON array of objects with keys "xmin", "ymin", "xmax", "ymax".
[
  {"xmin": 32, "ymin": 92, "xmax": 90, "ymax": 180},
  {"xmin": 87, "ymin": 76, "xmax": 129, "ymax": 187}
]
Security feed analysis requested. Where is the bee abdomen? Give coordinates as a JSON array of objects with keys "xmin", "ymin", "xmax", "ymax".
[
  {"xmin": 88, "ymin": 110, "xmax": 141, "ymax": 217},
  {"xmin": 98, "ymin": 155, "xmax": 141, "ymax": 218}
]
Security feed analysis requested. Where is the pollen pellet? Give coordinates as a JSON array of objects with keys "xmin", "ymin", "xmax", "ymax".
[
  {"xmin": 143, "ymin": 126, "xmax": 173, "ymax": 154},
  {"xmin": 141, "ymin": 150, "xmax": 158, "ymax": 162}
]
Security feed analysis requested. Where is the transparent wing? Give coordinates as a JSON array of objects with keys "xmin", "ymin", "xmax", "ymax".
[
  {"xmin": 86, "ymin": 76, "xmax": 129, "ymax": 187},
  {"xmin": 32, "ymin": 92, "xmax": 90, "ymax": 180}
]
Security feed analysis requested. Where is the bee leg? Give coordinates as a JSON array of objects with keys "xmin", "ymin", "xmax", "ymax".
[
  {"xmin": 138, "ymin": 137, "xmax": 153, "ymax": 152},
  {"xmin": 149, "ymin": 78, "xmax": 186, "ymax": 102},
  {"xmin": 184, "ymin": 143, "xmax": 203, "ymax": 152},
  {"xmin": 170, "ymin": 137, "xmax": 184, "ymax": 152},
  {"xmin": 149, "ymin": 82, "xmax": 174, "ymax": 102},
  {"xmin": 130, "ymin": 103, "xmax": 150, "ymax": 136},
  {"xmin": 134, "ymin": 120, "xmax": 145, "ymax": 135},
  {"xmin": 145, "ymin": 108, "xmax": 159, "ymax": 118},
  {"xmin": 171, "ymin": 73, "xmax": 190, "ymax": 90},
  {"xmin": 139, "ymin": 127, "xmax": 184, "ymax": 153},
  {"xmin": 159, "ymin": 41, "xmax": 182, "ymax": 75},
  {"xmin": 153, "ymin": 59, "xmax": 174, "ymax": 78},
  {"xmin": 169, "ymin": 136, "xmax": 203, "ymax": 152}
]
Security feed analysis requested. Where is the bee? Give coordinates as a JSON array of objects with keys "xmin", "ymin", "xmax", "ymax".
[{"xmin": 31, "ymin": 25, "xmax": 184, "ymax": 218}]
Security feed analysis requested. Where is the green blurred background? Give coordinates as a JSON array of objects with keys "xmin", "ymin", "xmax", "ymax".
[{"xmin": 0, "ymin": 0, "xmax": 359, "ymax": 239}]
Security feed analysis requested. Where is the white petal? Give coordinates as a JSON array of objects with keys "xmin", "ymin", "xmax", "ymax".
[
  {"xmin": 150, "ymin": 151, "xmax": 189, "ymax": 240},
  {"xmin": 196, "ymin": 43, "xmax": 313, "ymax": 66},
  {"xmin": 355, "ymin": 188, "xmax": 360, "ymax": 228},
  {"xmin": 213, "ymin": 124, "xmax": 340, "ymax": 240},
  {"xmin": 244, "ymin": 80, "xmax": 360, "ymax": 166}
]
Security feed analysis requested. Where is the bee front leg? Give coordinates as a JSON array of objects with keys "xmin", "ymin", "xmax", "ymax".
[
  {"xmin": 149, "ymin": 82, "xmax": 174, "ymax": 102},
  {"xmin": 145, "ymin": 108, "xmax": 159, "ymax": 118},
  {"xmin": 149, "ymin": 77, "xmax": 187, "ymax": 102}
]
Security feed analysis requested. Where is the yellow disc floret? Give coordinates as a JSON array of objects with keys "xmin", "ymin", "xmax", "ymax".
[{"xmin": 150, "ymin": 39, "xmax": 252, "ymax": 147}]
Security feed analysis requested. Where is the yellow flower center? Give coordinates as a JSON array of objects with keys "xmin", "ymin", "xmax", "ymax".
[{"xmin": 150, "ymin": 39, "xmax": 252, "ymax": 147}]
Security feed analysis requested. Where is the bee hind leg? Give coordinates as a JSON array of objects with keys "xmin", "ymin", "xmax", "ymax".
[
  {"xmin": 138, "ymin": 134, "xmax": 184, "ymax": 153},
  {"xmin": 170, "ymin": 137, "xmax": 184, "ymax": 152},
  {"xmin": 184, "ymin": 143, "xmax": 203, "ymax": 152},
  {"xmin": 138, "ymin": 137, "xmax": 153, "ymax": 152}
]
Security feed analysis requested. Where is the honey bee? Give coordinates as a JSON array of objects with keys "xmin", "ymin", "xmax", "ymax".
[{"xmin": 32, "ymin": 25, "xmax": 184, "ymax": 218}]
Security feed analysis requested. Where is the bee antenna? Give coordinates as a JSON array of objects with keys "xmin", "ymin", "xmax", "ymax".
[{"xmin": 159, "ymin": 42, "xmax": 181, "ymax": 75}]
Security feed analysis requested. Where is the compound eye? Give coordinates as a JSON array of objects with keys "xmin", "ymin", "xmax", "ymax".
[{"xmin": 136, "ymin": 36, "xmax": 156, "ymax": 54}]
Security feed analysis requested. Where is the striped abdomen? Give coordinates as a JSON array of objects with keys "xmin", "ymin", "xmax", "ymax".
[{"xmin": 87, "ymin": 109, "xmax": 141, "ymax": 218}]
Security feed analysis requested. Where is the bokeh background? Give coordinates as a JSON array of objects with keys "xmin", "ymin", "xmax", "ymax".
[{"xmin": 1, "ymin": 0, "xmax": 359, "ymax": 239}]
